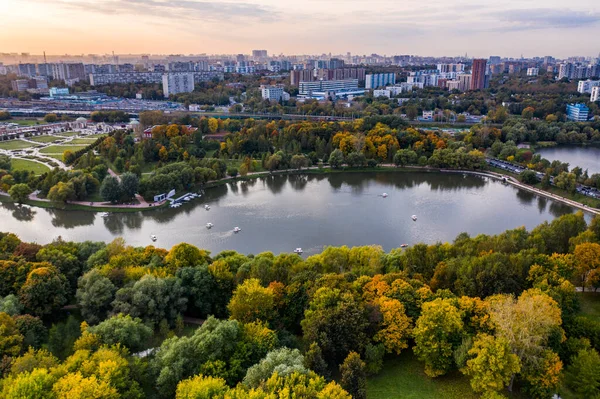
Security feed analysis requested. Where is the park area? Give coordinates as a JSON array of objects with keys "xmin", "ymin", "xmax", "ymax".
[
  {"xmin": 10, "ymin": 158, "xmax": 50, "ymax": 175},
  {"xmin": 0, "ymin": 140, "xmax": 33, "ymax": 150},
  {"xmin": 39, "ymin": 144, "xmax": 89, "ymax": 154}
]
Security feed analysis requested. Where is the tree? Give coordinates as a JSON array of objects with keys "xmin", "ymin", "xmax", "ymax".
[
  {"xmin": 303, "ymin": 342, "xmax": 329, "ymax": 378},
  {"xmin": 88, "ymin": 314, "xmax": 152, "ymax": 352},
  {"xmin": 228, "ymin": 278, "xmax": 275, "ymax": 324},
  {"xmin": 76, "ymin": 270, "xmax": 116, "ymax": 324},
  {"xmin": 290, "ymin": 154, "xmax": 309, "ymax": 170},
  {"xmin": 340, "ymin": 352, "xmax": 367, "ymax": 399},
  {"xmin": 63, "ymin": 150, "xmax": 75, "ymax": 164},
  {"xmin": 227, "ymin": 167, "xmax": 238, "ymax": 178},
  {"xmin": 413, "ymin": 298, "xmax": 464, "ymax": 377},
  {"xmin": 243, "ymin": 347, "xmax": 307, "ymax": 388},
  {"xmin": 373, "ymin": 296, "xmax": 412, "ymax": 355},
  {"xmin": 301, "ymin": 288, "xmax": 369, "ymax": 365},
  {"xmin": 120, "ymin": 172, "xmax": 139, "ymax": 200},
  {"xmin": 573, "ymin": 243, "xmax": 600, "ymax": 292},
  {"xmin": 0, "ymin": 368, "xmax": 56, "ymax": 399},
  {"xmin": 19, "ymin": 266, "xmax": 68, "ymax": 317},
  {"xmin": 112, "ymin": 275, "xmax": 187, "ymax": 327},
  {"xmin": 47, "ymin": 181, "xmax": 75, "ymax": 203},
  {"xmin": 486, "ymin": 289, "xmax": 562, "ymax": 391},
  {"xmin": 554, "ymin": 172, "xmax": 577, "ymax": 193},
  {"xmin": 394, "ymin": 149, "xmax": 418, "ymax": 167},
  {"xmin": 462, "ymin": 334, "xmax": 521, "ymax": 396},
  {"xmin": 43, "ymin": 113, "xmax": 58, "ymax": 123},
  {"xmin": 176, "ymin": 375, "xmax": 229, "ymax": 398},
  {"xmin": 564, "ymin": 348, "xmax": 600, "ymax": 398},
  {"xmin": 13, "ymin": 315, "xmax": 47, "ymax": 349},
  {"xmin": 522, "ymin": 107, "xmax": 535, "ymax": 120},
  {"xmin": 165, "ymin": 243, "xmax": 211, "ymax": 270},
  {"xmin": 346, "ymin": 152, "xmax": 366, "ymax": 168},
  {"xmin": 519, "ymin": 170, "xmax": 538, "ymax": 185},
  {"xmin": 100, "ymin": 176, "xmax": 122, "ymax": 203},
  {"xmin": 0, "ymin": 312, "xmax": 23, "ymax": 358},
  {"xmin": 53, "ymin": 372, "xmax": 119, "ymax": 399},
  {"xmin": 0, "ymin": 294, "xmax": 22, "ymax": 315},
  {"xmin": 9, "ymin": 348, "xmax": 58, "ymax": 376},
  {"xmin": 8, "ymin": 183, "xmax": 31, "ymax": 204},
  {"xmin": 328, "ymin": 149, "xmax": 344, "ymax": 169}
]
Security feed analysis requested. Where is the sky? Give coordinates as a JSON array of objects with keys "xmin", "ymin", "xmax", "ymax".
[{"xmin": 1, "ymin": 0, "xmax": 600, "ymax": 58}]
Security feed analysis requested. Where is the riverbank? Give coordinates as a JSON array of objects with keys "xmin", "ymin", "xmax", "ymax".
[{"xmin": 2, "ymin": 165, "xmax": 599, "ymax": 216}]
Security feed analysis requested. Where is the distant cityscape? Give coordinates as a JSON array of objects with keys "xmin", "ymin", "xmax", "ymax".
[{"xmin": 1, "ymin": 51, "xmax": 599, "ymax": 121}]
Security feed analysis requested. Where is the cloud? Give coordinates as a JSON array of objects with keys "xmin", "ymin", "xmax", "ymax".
[
  {"xmin": 52, "ymin": 0, "xmax": 279, "ymax": 22},
  {"xmin": 496, "ymin": 8, "xmax": 600, "ymax": 29}
]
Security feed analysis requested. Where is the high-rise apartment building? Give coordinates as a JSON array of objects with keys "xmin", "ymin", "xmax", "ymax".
[
  {"xmin": 591, "ymin": 86, "xmax": 600, "ymax": 102},
  {"xmin": 566, "ymin": 103, "xmax": 590, "ymax": 122},
  {"xmin": 17, "ymin": 63, "xmax": 37, "ymax": 77},
  {"xmin": 527, "ymin": 68, "xmax": 539, "ymax": 76},
  {"xmin": 162, "ymin": 72, "xmax": 195, "ymax": 97},
  {"xmin": 290, "ymin": 69, "xmax": 315, "ymax": 86},
  {"xmin": 260, "ymin": 85, "xmax": 290, "ymax": 102},
  {"xmin": 299, "ymin": 79, "xmax": 359, "ymax": 95},
  {"xmin": 577, "ymin": 79, "xmax": 600, "ymax": 94},
  {"xmin": 365, "ymin": 73, "xmax": 396, "ymax": 89},
  {"xmin": 470, "ymin": 59, "xmax": 487, "ymax": 90},
  {"xmin": 52, "ymin": 63, "xmax": 86, "ymax": 82}
]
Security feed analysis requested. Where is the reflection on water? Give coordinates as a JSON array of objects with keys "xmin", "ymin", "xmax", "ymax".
[
  {"xmin": 0, "ymin": 172, "xmax": 590, "ymax": 255},
  {"xmin": 537, "ymin": 145, "xmax": 600, "ymax": 175}
]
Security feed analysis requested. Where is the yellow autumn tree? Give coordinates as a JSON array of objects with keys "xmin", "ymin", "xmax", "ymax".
[
  {"xmin": 227, "ymin": 278, "xmax": 275, "ymax": 323},
  {"xmin": 573, "ymin": 243, "xmax": 600, "ymax": 291},
  {"xmin": 373, "ymin": 296, "xmax": 412, "ymax": 354},
  {"xmin": 53, "ymin": 372, "xmax": 119, "ymax": 399}
]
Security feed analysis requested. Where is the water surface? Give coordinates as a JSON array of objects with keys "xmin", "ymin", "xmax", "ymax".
[
  {"xmin": 537, "ymin": 145, "xmax": 600, "ymax": 174},
  {"xmin": 0, "ymin": 172, "xmax": 583, "ymax": 255}
]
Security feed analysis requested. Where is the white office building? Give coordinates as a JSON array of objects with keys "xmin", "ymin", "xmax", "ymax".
[
  {"xmin": 299, "ymin": 79, "xmax": 359, "ymax": 95},
  {"xmin": 162, "ymin": 73, "xmax": 195, "ymax": 97},
  {"xmin": 527, "ymin": 68, "xmax": 539, "ymax": 76},
  {"xmin": 373, "ymin": 89, "xmax": 391, "ymax": 98},
  {"xmin": 365, "ymin": 73, "xmax": 396, "ymax": 89},
  {"xmin": 260, "ymin": 85, "xmax": 290, "ymax": 101},
  {"xmin": 592, "ymin": 86, "xmax": 600, "ymax": 102},
  {"xmin": 578, "ymin": 79, "xmax": 600, "ymax": 94}
]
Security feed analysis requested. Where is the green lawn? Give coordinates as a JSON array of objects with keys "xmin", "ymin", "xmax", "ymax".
[
  {"xmin": 56, "ymin": 131, "xmax": 79, "ymax": 137},
  {"xmin": 0, "ymin": 140, "xmax": 33, "ymax": 150},
  {"xmin": 578, "ymin": 292, "xmax": 600, "ymax": 322},
  {"xmin": 367, "ymin": 351, "xmax": 479, "ymax": 399},
  {"xmin": 12, "ymin": 119, "xmax": 41, "ymax": 126},
  {"xmin": 42, "ymin": 153, "xmax": 65, "ymax": 161},
  {"xmin": 10, "ymin": 158, "xmax": 50, "ymax": 175},
  {"xmin": 29, "ymin": 135, "xmax": 62, "ymax": 143},
  {"xmin": 69, "ymin": 138, "xmax": 101, "ymax": 144},
  {"xmin": 39, "ymin": 144, "xmax": 89, "ymax": 154}
]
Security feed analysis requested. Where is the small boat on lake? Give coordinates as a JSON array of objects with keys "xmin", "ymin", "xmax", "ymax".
[
  {"xmin": 294, "ymin": 248, "xmax": 303, "ymax": 254},
  {"xmin": 382, "ymin": 193, "xmax": 388, "ymax": 198},
  {"xmin": 206, "ymin": 223, "xmax": 213, "ymax": 228},
  {"xmin": 401, "ymin": 244, "xmax": 408, "ymax": 248},
  {"xmin": 99, "ymin": 212, "xmax": 109, "ymax": 218},
  {"xmin": 233, "ymin": 227, "xmax": 241, "ymax": 233},
  {"xmin": 412, "ymin": 215, "xmax": 418, "ymax": 221},
  {"xmin": 150, "ymin": 234, "xmax": 157, "ymax": 242},
  {"xmin": 205, "ymin": 205, "xmax": 210, "ymax": 210}
]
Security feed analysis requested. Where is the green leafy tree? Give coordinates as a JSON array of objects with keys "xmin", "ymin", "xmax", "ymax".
[
  {"xmin": 76, "ymin": 269, "xmax": 116, "ymax": 324},
  {"xmin": 564, "ymin": 348, "xmax": 600, "ymax": 398},
  {"xmin": 520, "ymin": 170, "xmax": 539, "ymax": 185},
  {"xmin": 303, "ymin": 342, "xmax": 329, "ymax": 378},
  {"xmin": 13, "ymin": 314, "xmax": 47, "ymax": 349},
  {"xmin": 413, "ymin": 298, "xmax": 464, "ymax": 377},
  {"xmin": 88, "ymin": 314, "xmax": 152, "ymax": 352},
  {"xmin": 19, "ymin": 266, "xmax": 68, "ymax": 317},
  {"xmin": 227, "ymin": 167, "xmax": 238, "ymax": 177},
  {"xmin": 8, "ymin": 183, "xmax": 31, "ymax": 204},
  {"xmin": 328, "ymin": 149, "xmax": 344, "ymax": 169},
  {"xmin": 47, "ymin": 181, "xmax": 75, "ymax": 203},
  {"xmin": 120, "ymin": 172, "xmax": 139, "ymax": 200},
  {"xmin": 340, "ymin": 351, "xmax": 367, "ymax": 399},
  {"xmin": 243, "ymin": 347, "xmax": 307, "ymax": 388},
  {"xmin": 99, "ymin": 176, "xmax": 122, "ymax": 203},
  {"xmin": 0, "ymin": 312, "xmax": 23, "ymax": 358}
]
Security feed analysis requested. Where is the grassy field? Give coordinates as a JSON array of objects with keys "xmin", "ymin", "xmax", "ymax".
[
  {"xmin": 11, "ymin": 119, "xmax": 41, "ymax": 126},
  {"xmin": 0, "ymin": 140, "xmax": 33, "ymax": 150},
  {"xmin": 29, "ymin": 135, "xmax": 62, "ymax": 143},
  {"xmin": 55, "ymin": 131, "xmax": 79, "ymax": 137},
  {"xmin": 10, "ymin": 158, "xmax": 50, "ymax": 175},
  {"xmin": 40, "ymin": 144, "xmax": 88, "ymax": 154},
  {"xmin": 41, "ymin": 153, "xmax": 65, "ymax": 161},
  {"xmin": 69, "ymin": 138, "xmax": 101, "ymax": 144},
  {"xmin": 578, "ymin": 292, "xmax": 600, "ymax": 322},
  {"xmin": 367, "ymin": 351, "xmax": 479, "ymax": 399}
]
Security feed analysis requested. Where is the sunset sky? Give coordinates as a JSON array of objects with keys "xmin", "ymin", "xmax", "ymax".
[{"xmin": 2, "ymin": 0, "xmax": 600, "ymax": 57}]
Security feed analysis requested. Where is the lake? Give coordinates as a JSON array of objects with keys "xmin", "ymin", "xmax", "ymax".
[
  {"xmin": 537, "ymin": 144, "xmax": 600, "ymax": 174},
  {"xmin": 0, "ymin": 172, "xmax": 586, "ymax": 256}
]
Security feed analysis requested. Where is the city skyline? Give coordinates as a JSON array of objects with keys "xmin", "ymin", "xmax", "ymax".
[{"xmin": 2, "ymin": 0, "xmax": 600, "ymax": 58}]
